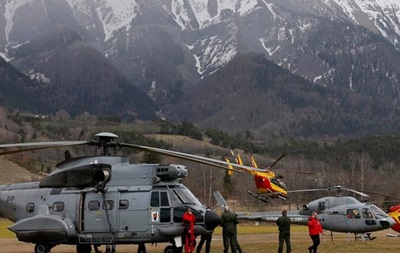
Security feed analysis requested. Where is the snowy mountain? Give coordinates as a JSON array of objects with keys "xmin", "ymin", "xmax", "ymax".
[{"xmin": 1, "ymin": 0, "xmax": 400, "ymax": 136}]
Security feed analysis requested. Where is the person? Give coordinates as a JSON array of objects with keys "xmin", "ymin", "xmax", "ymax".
[
  {"xmin": 276, "ymin": 175, "xmax": 287, "ymax": 189},
  {"xmin": 93, "ymin": 245, "xmax": 102, "ymax": 253},
  {"xmin": 105, "ymin": 244, "xmax": 116, "ymax": 253},
  {"xmin": 196, "ymin": 233, "xmax": 212, "ymax": 253},
  {"xmin": 235, "ymin": 238, "xmax": 242, "ymax": 253},
  {"xmin": 137, "ymin": 243, "xmax": 146, "ymax": 253},
  {"xmin": 183, "ymin": 207, "xmax": 196, "ymax": 253},
  {"xmin": 307, "ymin": 211, "xmax": 324, "ymax": 253},
  {"xmin": 220, "ymin": 205, "xmax": 238, "ymax": 253},
  {"xmin": 276, "ymin": 209, "xmax": 291, "ymax": 253}
]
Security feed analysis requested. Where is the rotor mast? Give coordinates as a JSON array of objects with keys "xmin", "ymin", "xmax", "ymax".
[{"xmin": 93, "ymin": 132, "xmax": 119, "ymax": 156}]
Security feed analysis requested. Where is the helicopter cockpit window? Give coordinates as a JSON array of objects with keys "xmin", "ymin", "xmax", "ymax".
[
  {"xmin": 370, "ymin": 206, "xmax": 389, "ymax": 218},
  {"xmin": 53, "ymin": 202, "xmax": 65, "ymax": 212},
  {"xmin": 151, "ymin": 191, "xmax": 160, "ymax": 207},
  {"xmin": 88, "ymin": 200, "xmax": 100, "ymax": 210},
  {"xmin": 119, "ymin": 199, "xmax": 129, "ymax": 209},
  {"xmin": 160, "ymin": 208, "xmax": 170, "ymax": 222},
  {"xmin": 318, "ymin": 202, "xmax": 325, "ymax": 211},
  {"xmin": 151, "ymin": 191, "xmax": 170, "ymax": 207},
  {"xmin": 172, "ymin": 188, "xmax": 202, "ymax": 206},
  {"xmin": 26, "ymin": 202, "xmax": 35, "ymax": 213},
  {"xmin": 102, "ymin": 200, "xmax": 114, "ymax": 210},
  {"xmin": 346, "ymin": 208, "xmax": 361, "ymax": 219},
  {"xmin": 362, "ymin": 208, "xmax": 374, "ymax": 219},
  {"xmin": 161, "ymin": 192, "xmax": 169, "ymax": 206}
]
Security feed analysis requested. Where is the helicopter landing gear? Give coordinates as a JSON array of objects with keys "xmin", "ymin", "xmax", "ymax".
[
  {"xmin": 76, "ymin": 244, "xmax": 92, "ymax": 253},
  {"xmin": 138, "ymin": 243, "xmax": 147, "ymax": 253},
  {"xmin": 34, "ymin": 244, "xmax": 50, "ymax": 253},
  {"xmin": 164, "ymin": 245, "xmax": 180, "ymax": 253},
  {"xmin": 248, "ymin": 191, "xmax": 271, "ymax": 203}
]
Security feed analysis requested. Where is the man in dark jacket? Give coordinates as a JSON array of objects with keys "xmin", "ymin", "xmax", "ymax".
[
  {"xmin": 276, "ymin": 209, "xmax": 291, "ymax": 253},
  {"xmin": 196, "ymin": 233, "xmax": 212, "ymax": 253},
  {"xmin": 220, "ymin": 205, "xmax": 238, "ymax": 253}
]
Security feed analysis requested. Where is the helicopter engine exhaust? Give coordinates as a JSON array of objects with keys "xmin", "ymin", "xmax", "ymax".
[{"xmin": 156, "ymin": 164, "xmax": 188, "ymax": 180}]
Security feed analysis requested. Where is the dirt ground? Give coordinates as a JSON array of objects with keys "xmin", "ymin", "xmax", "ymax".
[{"xmin": 1, "ymin": 230, "xmax": 399, "ymax": 253}]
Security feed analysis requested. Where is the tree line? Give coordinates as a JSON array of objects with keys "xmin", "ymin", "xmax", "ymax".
[{"xmin": 2, "ymin": 110, "xmax": 400, "ymax": 210}]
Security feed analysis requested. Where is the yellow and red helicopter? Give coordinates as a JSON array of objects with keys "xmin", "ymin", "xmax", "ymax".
[
  {"xmin": 225, "ymin": 151, "xmax": 288, "ymax": 203},
  {"xmin": 387, "ymin": 205, "xmax": 400, "ymax": 233}
]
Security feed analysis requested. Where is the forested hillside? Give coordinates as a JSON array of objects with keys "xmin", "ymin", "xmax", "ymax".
[
  {"xmin": 0, "ymin": 108, "xmax": 399, "ymax": 210},
  {"xmin": 171, "ymin": 53, "xmax": 400, "ymax": 139}
]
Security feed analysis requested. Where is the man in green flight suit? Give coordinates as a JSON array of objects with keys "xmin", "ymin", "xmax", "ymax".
[
  {"xmin": 220, "ymin": 205, "xmax": 239, "ymax": 253},
  {"xmin": 276, "ymin": 209, "xmax": 291, "ymax": 253}
]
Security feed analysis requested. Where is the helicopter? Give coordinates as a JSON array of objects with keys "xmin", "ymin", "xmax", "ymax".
[
  {"xmin": 0, "ymin": 132, "xmax": 232, "ymax": 253},
  {"xmin": 386, "ymin": 205, "xmax": 400, "ymax": 234},
  {"xmin": 214, "ymin": 186, "xmax": 396, "ymax": 240},
  {"xmin": 225, "ymin": 150, "xmax": 288, "ymax": 203}
]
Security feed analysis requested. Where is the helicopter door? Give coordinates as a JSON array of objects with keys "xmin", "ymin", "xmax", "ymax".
[
  {"xmin": 148, "ymin": 191, "xmax": 172, "ymax": 225},
  {"xmin": 82, "ymin": 192, "xmax": 118, "ymax": 233},
  {"xmin": 345, "ymin": 208, "xmax": 362, "ymax": 228},
  {"xmin": 118, "ymin": 192, "xmax": 149, "ymax": 232}
]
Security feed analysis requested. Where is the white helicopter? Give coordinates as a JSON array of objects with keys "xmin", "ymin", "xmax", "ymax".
[{"xmin": 214, "ymin": 186, "xmax": 396, "ymax": 240}]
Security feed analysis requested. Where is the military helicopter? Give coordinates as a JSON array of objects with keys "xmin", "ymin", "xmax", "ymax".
[
  {"xmin": 214, "ymin": 186, "xmax": 396, "ymax": 240},
  {"xmin": 225, "ymin": 151, "xmax": 289, "ymax": 203},
  {"xmin": 0, "ymin": 132, "xmax": 235, "ymax": 253}
]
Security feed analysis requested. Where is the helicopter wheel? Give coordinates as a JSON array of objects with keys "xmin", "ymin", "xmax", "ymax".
[
  {"xmin": 164, "ymin": 245, "xmax": 179, "ymax": 253},
  {"xmin": 34, "ymin": 244, "xmax": 50, "ymax": 253},
  {"xmin": 76, "ymin": 244, "xmax": 92, "ymax": 253}
]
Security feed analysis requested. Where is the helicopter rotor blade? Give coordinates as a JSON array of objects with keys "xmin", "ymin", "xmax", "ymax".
[
  {"xmin": 120, "ymin": 143, "xmax": 263, "ymax": 172},
  {"xmin": 0, "ymin": 141, "xmax": 90, "ymax": 156},
  {"xmin": 287, "ymin": 188, "xmax": 325, "ymax": 194},
  {"xmin": 279, "ymin": 170, "xmax": 313, "ymax": 175},
  {"xmin": 346, "ymin": 188, "xmax": 369, "ymax": 198},
  {"xmin": 288, "ymin": 185, "xmax": 371, "ymax": 198},
  {"xmin": 157, "ymin": 150, "xmax": 244, "ymax": 172},
  {"xmin": 268, "ymin": 153, "xmax": 287, "ymax": 169},
  {"xmin": 355, "ymin": 190, "xmax": 400, "ymax": 200}
]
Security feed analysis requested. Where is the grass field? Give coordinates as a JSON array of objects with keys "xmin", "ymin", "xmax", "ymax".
[
  {"xmin": 0, "ymin": 219, "xmax": 14, "ymax": 238},
  {"xmin": 1, "ymin": 219, "xmax": 400, "ymax": 252}
]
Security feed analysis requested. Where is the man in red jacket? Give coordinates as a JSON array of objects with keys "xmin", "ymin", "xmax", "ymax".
[
  {"xmin": 307, "ymin": 211, "xmax": 324, "ymax": 253},
  {"xmin": 183, "ymin": 207, "xmax": 196, "ymax": 253}
]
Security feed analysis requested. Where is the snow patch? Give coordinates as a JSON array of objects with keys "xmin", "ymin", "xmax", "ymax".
[
  {"xmin": 259, "ymin": 38, "xmax": 281, "ymax": 56},
  {"xmin": 28, "ymin": 70, "xmax": 50, "ymax": 83},
  {"xmin": 95, "ymin": 0, "xmax": 138, "ymax": 42},
  {"xmin": 4, "ymin": 0, "xmax": 36, "ymax": 41}
]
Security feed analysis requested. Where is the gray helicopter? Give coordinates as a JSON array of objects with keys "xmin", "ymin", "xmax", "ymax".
[
  {"xmin": 0, "ymin": 132, "xmax": 233, "ymax": 253},
  {"xmin": 214, "ymin": 186, "xmax": 396, "ymax": 240}
]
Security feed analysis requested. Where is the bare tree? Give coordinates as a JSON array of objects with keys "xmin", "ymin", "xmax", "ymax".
[
  {"xmin": 359, "ymin": 152, "xmax": 373, "ymax": 195},
  {"xmin": 348, "ymin": 152, "xmax": 358, "ymax": 191}
]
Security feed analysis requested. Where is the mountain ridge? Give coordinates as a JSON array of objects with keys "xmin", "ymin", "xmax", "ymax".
[{"xmin": 1, "ymin": 0, "xmax": 400, "ymax": 137}]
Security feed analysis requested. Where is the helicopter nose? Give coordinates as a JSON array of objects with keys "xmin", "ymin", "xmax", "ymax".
[
  {"xmin": 204, "ymin": 210, "xmax": 220, "ymax": 230},
  {"xmin": 381, "ymin": 218, "xmax": 396, "ymax": 229}
]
